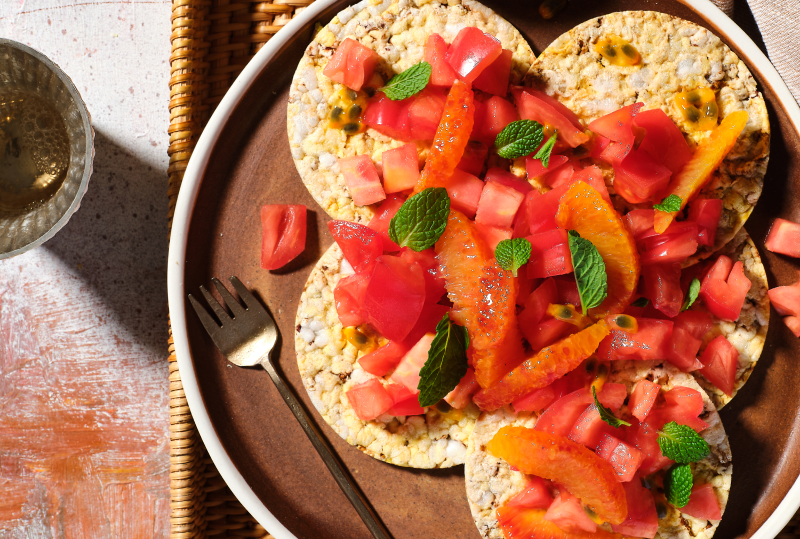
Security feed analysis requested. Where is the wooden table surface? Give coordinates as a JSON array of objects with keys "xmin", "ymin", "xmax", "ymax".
[{"xmin": 0, "ymin": 1, "xmax": 171, "ymax": 536}]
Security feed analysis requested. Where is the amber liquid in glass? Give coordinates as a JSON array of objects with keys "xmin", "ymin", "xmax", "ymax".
[{"xmin": 0, "ymin": 91, "xmax": 70, "ymax": 212}]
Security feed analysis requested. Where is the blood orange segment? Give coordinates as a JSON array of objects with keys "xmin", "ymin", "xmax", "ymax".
[
  {"xmin": 413, "ymin": 80, "xmax": 475, "ymax": 194},
  {"xmin": 653, "ymin": 110, "xmax": 749, "ymax": 233},
  {"xmin": 489, "ymin": 427, "xmax": 628, "ymax": 525},
  {"xmin": 556, "ymin": 181, "xmax": 640, "ymax": 316},
  {"xmin": 473, "ymin": 321, "xmax": 610, "ymax": 410},
  {"xmin": 436, "ymin": 210, "xmax": 526, "ymax": 387},
  {"xmin": 497, "ymin": 507, "xmax": 626, "ymax": 539}
]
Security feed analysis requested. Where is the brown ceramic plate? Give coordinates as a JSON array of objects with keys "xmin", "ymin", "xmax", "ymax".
[{"xmin": 167, "ymin": 1, "xmax": 800, "ymax": 537}]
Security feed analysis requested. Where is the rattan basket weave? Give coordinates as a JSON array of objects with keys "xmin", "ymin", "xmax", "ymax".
[{"xmin": 166, "ymin": 1, "xmax": 800, "ymax": 538}]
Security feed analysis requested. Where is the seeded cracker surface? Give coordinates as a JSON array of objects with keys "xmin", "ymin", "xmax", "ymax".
[
  {"xmin": 527, "ymin": 11, "xmax": 770, "ymax": 263},
  {"xmin": 465, "ymin": 366, "xmax": 731, "ymax": 539},
  {"xmin": 295, "ymin": 243, "xmax": 479, "ymax": 468},
  {"xmin": 287, "ymin": 0, "xmax": 534, "ymax": 223}
]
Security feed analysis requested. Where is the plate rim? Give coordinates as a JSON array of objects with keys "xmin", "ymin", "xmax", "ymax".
[{"xmin": 166, "ymin": 1, "xmax": 800, "ymax": 538}]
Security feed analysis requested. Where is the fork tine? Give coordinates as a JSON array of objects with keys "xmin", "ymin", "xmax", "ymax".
[
  {"xmin": 188, "ymin": 294, "xmax": 223, "ymax": 337},
  {"xmin": 199, "ymin": 285, "xmax": 232, "ymax": 324},
  {"xmin": 211, "ymin": 277, "xmax": 246, "ymax": 318},
  {"xmin": 228, "ymin": 276, "xmax": 268, "ymax": 314}
]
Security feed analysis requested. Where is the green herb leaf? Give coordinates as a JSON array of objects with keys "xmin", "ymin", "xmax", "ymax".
[
  {"xmin": 568, "ymin": 230, "xmax": 608, "ymax": 315},
  {"xmin": 658, "ymin": 421, "xmax": 710, "ymax": 463},
  {"xmin": 681, "ymin": 278, "xmax": 701, "ymax": 312},
  {"xmin": 664, "ymin": 463, "xmax": 693, "ymax": 508},
  {"xmin": 532, "ymin": 132, "xmax": 559, "ymax": 168},
  {"xmin": 592, "ymin": 386, "xmax": 631, "ymax": 428},
  {"xmin": 388, "ymin": 187, "xmax": 450, "ymax": 251},
  {"xmin": 654, "ymin": 194, "xmax": 682, "ymax": 212},
  {"xmin": 417, "ymin": 314, "xmax": 470, "ymax": 407},
  {"xmin": 495, "ymin": 238, "xmax": 532, "ymax": 277},
  {"xmin": 379, "ymin": 61, "xmax": 432, "ymax": 101},
  {"xmin": 631, "ymin": 297, "xmax": 650, "ymax": 308},
  {"xmin": 494, "ymin": 120, "xmax": 545, "ymax": 159}
]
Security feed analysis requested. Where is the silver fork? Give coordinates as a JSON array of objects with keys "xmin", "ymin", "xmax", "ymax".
[{"xmin": 188, "ymin": 276, "xmax": 392, "ymax": 539}]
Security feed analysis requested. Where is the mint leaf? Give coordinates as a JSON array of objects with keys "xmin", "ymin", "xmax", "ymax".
[
  {"xmin": 495, "ymin": 238, "xmax": 532, "ymax": 277},
  {"xmin": 495, "ymin": 120, "xmax": 545, "ymax": 159},
  {"xmin": 681, "ymin": 278, "xmax": 701, "ymax": 312},
  {"xmin": 592, "ymin": 386, "xmax": 631, "ymax": 428},
  {"xmin": 631, "ymin": 297, "xmax": 650, "ymax": 308},
  {"xmin": 658, "ymin": 422, "xmax": 710, "ymax": 463},
  {"xmin": 533, "ymin": 132, "xmax": 558, "ymax": 168},
  {"xmin": 388, "ymin": 187, "xmax": 450, "ymax": 251},
  {"xmin": 417, "ymin": 314, "xmax": 469, "ymax": 407},
  {"xmin": 568, "ymin": 230, "xmax": 608, "ymax": 315},
  {"xmin": 654, "ymin": 194, "xmax": 682, "ymax": 212},
  {"xmin": 379, "ymin": 61, "xmax": 431, "ymax": 101},
  {"xmin": 664, "ymin": 463, "xmax": 693, "ymax": 508}
]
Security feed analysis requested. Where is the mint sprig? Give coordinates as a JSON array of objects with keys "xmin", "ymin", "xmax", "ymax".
[
  {"xmin": 664, "ymin": 463, "xmax": 693, "ymax": 508},
  {"xmin": 568, "ymin": 230, "xmax": 608, "ymax": 315},
  {"xmin": 533, "ymin": 132, "xmax": 558, "ymax": 168},
  {"xmin": 495, "ymin": 120, "xmax": 545, "ymax": 159},
  {"xmin": 592, "ymin": 386, "xmax": 631, "ymax": 428},
  {"xmin": 658, "ymin": 422, "xmax": 710, "ymax": 463},
  {"xmin": 654, "ymin": 194, "xmax": 682, "ymax": 212},
  {"xmin": 417, "ymin": 314, "xmax": 469, "ymax": 407},
  {"xmin": 388, "ymin": 187, "xmax": 450, "ymax": 251},
  {"xmin": 379, "ymin": 61, "xmax": 431, "ymax": 101},
  {"xmin": 495, "ymin": 238, "xmax": 532, "ymax": 277},
  {"xmin": 681, "ymin": 278, "xmax": 701, "ymax": 312},
  {"xmin": 631, "ymin": 297, "xmax": 650, "ymax": 308}
]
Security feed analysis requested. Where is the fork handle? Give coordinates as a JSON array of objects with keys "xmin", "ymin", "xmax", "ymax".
[{"xmin": 259, "ymin": 357, "xmax": 393, "ymax": 539}]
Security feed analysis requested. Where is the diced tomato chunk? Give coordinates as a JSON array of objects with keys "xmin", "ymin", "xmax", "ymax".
[
  {"xmin": 389, "ymin": 333, "xmax": 434, "ymax": 391},
  {"xmin": 570, "ymin": 166, "xmax": 611, "ymax": 205},
  {"xmin": 590, "ymin": 134, "xmax": 611, "ymax": 159},
  {"xmin": 508, "ymin": 476, "xmax": 553, "ymax": 509},
  {"xmin": 521, "ymin": 317, "xmax": 573, "ymax": 352},
  {"xmin": 699, "ymin": 335, "xmax": 738, "ymax": 396},
  {"xmin": 699, "ymin": 256, "xmax": 751, "ymax": 321},
  {"xmin": 457, "ymin": 141, "xmax": 488, "ymax": 176},
  {"xmin": 596, "ymin": 435, "xmax": 645, "ymax": 484},
  {"xmin": 526, "ymin": 229, "xmax": 573, "ymax": 279},
  {"xmin": 329, "ymin": 220, "xmax": 383, "ymax": 273},
  {"xmin": 513, "ymin": 386, "xmax": 556, "ymax": 413},
  {"xmin": 358, "ymin": 340, "xmax": 409, "ymax": 377},
  {"xmin": 610, "ymin": 476, "xmax": 658, "ymax": 538},
  {"xmin": 597, "ymin": 318, "xmax": 673, "ymax": 361},
  {"xmin": 513, "ymin": 192, "xmax": 536, "ymax": 239},
  {"xmin": 681, "ymin": 483, "xmax": 722, "ymax": 520},
  {"xmin": 475, "ymin": 181, "xmax": 525, "ymax": 228},
  {"xmin": 334, "ymin": 271, "xmax": 370, "ymax": 327},
  {"xmin": 346, "ymin": 378, "xmax": 393, "ymax": 420},
  {"xmin": 385, "ymin": 383, "xmax": 425, "ymax": 416},
  {"xmin": 528, "ymin": 183, "xmax": 570, "ymax": 234},
  {"xmin": 568, "ymin": 404, "xmax": 617, "ymax": 450},
  {"xmin": 260, "ymin": 204, "xmax": 307, "ymax": 270},
  {"xmin": 768, "ymin": 275, "xmax": 800, "ymax": 317},
  {"xmin": 639, "ymin": 221, "xmax": 699, "ymax": 265},
  {"xmin": 472, "ymin": 96, "xmax": 519, "ymax": 145},
  {"xmin": 535, "ymin": 386, "xmax": 626, "ymax": 438},
  {"xmin": 513, "ymin": 87, "xmax": 589, "ymax": 148},
  {"xmin": 646, "ymin": 386, "xmax": 708, "ymax": 432},
  {"xmin": 544, "ymin": 490, "xmax": 597, "ymax": 533},
  {"xmin": 399, "ymin": 248, "xmax": 446, "ymax": 302},
  {"xmin": 526, "ymin": 155, "xmax": 569, "ymax": 181},
  {"xmin": 642, "ymin": 262, "xmax": 683, "ymax": 318},
  {"xmin": 473, "ymin": 49, "xmax": 512, "ymax": 95},
  {"xmin": 516, "ymin": 273, "xmax": 539, "ymax": 307},
  {"xmin": 663, "ymin": 386, "xmax": 705, "ymax": 417},
  {"xmin": 629, "ymin": 380, "xmax": 660, "ymax": 421},
  {"xmin": 633, "ymin": 108, "xmax": 692, "ymax": 174},
  {"xmin": 667, "ymin": 310, "xmax": 712, "ymax": 371},
  {"xmin": 625, "ymin": 209, "xmax": 655, "ymax": 238},
  {"xmin": 408, "ymin": 87, "xmax": 447, "ymax": 141},
  {"xmin": 323, "ymin": 38, "xmax": 381, "ymax": 91},
  {"xmin": 446, "ymin": 27, "xmax": 502, "ymax": 83},
  {"xmin": 765, "ymin": 218, "xmax": 800, "ymax": 258},
  {"xmin": 445, "ymin": 169, "xmax": 485, "ymax": 219},
  {"xmin": 424, "ymin": 34, "xmax": 457, "ymax": 87},
  {"xmin": 364, "ymin": 93, "xmax": 413, "ymax": 142},
  {"xmin": 519, "ymin": 278, "xmax": 558, "ymax": 326},
  {"xmin": 445, "ymin": 367, "xmax": 479, "ymax": 409},
  {"xmin": 339, "ymin": 155, "xmax": 387, "ymax": 206},
  {"xmin": 554, "ymin": 275, "xmax": 581, "ymax": 307},
  {"xmin": 485, "ymin": 168, "xmax": 533, "ymax": 195},
  {"xmin": 475, "ymin": 222, "xmax": 513, "ymax": 251},
  {"xmin": 368, "ymin": 194, "xmax": 405, "ymax": 251},
  {"xmin": 321, "ymin": 38, "xmax": 355, "ymax": 86},
  {"xmin": 688, "ymin": 198, "xmax": 724, "ymax": 247},
  {"xmin": 599, "ymin": 141, "xmax": 632, "ymax": 166},
  {"xmin": 614, "ymin": 148, "xmax": 673, "ymax": 204},
  {"xmin": 588, "ymin": 103, "xmax": 643, "ymax": 146},
  {"xmin": 626, "ymin": 419, "xmax": 674, "ymax": 475},
  {"xmin": 364, "ymin": 255, "xmax": 426, "ymax": 341},
  {"xmin": 381, "ymin": 144, "xmax": 420, "ymax": 193},
  {"xmin": 403, "ymin": 303, "xmax": 449, "ymax": 348},
  {"xmin": 543, "ymin": 163, "xmax": 575, "ymax": 189}
]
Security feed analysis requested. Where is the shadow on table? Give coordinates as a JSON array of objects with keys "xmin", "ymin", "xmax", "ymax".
[{"xmin": 43, "ymin": 129, "xmax": 169, "ymax": 357}]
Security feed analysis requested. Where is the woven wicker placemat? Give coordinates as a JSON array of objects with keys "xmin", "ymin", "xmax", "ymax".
[{"xmin": 166, "ymin": 1, "xmax": 800, "ymax": 538}]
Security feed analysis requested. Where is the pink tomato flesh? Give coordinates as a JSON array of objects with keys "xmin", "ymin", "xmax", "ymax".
[
  {"xmin": 596, "ymin": 435, "xmax": 645, "ymax": 484},
  {"xmin": 687, "ymin": 198, "xmax": 723, "ymax": 247},
  {"xmin": 473, "ymin": 49, "xmax": 512, "ymax": 95},
  {"xmin": 642, "ymin": 262, "xmax": 683, "ymax": 318},
  {"xmin": 474, "ymin": 222, "xmax": 513, "ymax": 251},
  {"xmin": 424, "ymin": 34, "xmax": 457, "ymax": 87},
  {"xmin": 389, "ymin": 333, "xmax": 435, "ymax": 392},
  {"xmin": 475, "ymin": 180, "xmax": 525, "ymax": 229},
  {"xmin": 513, "ymin": 86, "xmax": 589, "ymax": 147},
  {"xmin": 610, "ymin": 476, "xmax": 658, "ymax": 538},
  {"xmin": 768, "ymin": 275, "xmax": 800, "ymax": 317},
  {"xmin": 445, "ymin": 367, "xmax": 479, "ymax": 409},
  {"xmin": 346, "ymin": 378, "xmax": 393, "ymax": 420},
  {"xmin": 633, "ymin": 108, "xmax": 692, "ymax": 174},
  {"xmin": 408, "ymin": 87, "xmax": 447, "ymax": 141},
  {"xmin": 367, "ymin": 194, "xmax": 405, "ymax": 251},
  {"xmin": 698, "ymin": 335, "xmax": 738, "ymax": 396},
  {"xmin": 699, "ymin": 255, "xmax": 751, "ymax": 321},
  {"xmin": 328, "ymin": 220, "xmax": 382, "ymax": 273},
  {"xmin": 385, "ymin": 383, "xmax": 425, "ymax": 416},
  {"xmin": 364, "ymin": 93, "xmax": 413, "ymax": 142},
  {"xmin": 765, "ymin": 217, "xmax": 800, "ymax": 258},
  {"xmin": 260, "ymin": 204, "xmax": 307, "ymax": 270},
  {"xmin": 472, "ymin": 96, "xmax": 519, "ymax": 145},
  {"xmin": 614, "ymin": 147, "xmax": 672, "ymax": 204},
  {"xmin": 485, "ymin": 168, "xmax": 533, "ymax": 196},
  {"xmin": 445, "ymin": 169, "xmax": 485, "ymax": 219},
  {"xmin": 507, "ymin": 476, "xmax": 553, "ymax": 509},
  {"xmin": 322, "ymin": 38, "xmax": 381, "ymax": 91},
  {"xmin": 597, "ymin": 318, "xmax": 674, "ymax": 361},
  {"xmin": 681, "ymin": 483, "xmax": 722, "ymax": 521},
  {"xmin": 446, "ymin": 27, "xmax": 502, "ymax": 83},
  {"xmin": 381, "ymin": 143, "xmax": 420, "ymax": 193},
  {"xmin": 544, "ymin": 491, "xmax": 597, "ymax": 534},
  {"xmin": 628, "ymin": 380, "xmax": 660, "ymax": 422},
  {"xmin": 526, "ymin": 229, "xmax": 573, "ymax": 279},
  {"xmin": 339, "ymin": 155, "xmax": 387, "ymax": 206},
  {"xmin": 513, "ymin": 386, "xmax": 556, "ymax": 413},
  {"xmin": 457, "ymin": 141, "xmax": 488, "ymax": 177},
  {"xmin": 333, "ymin": 272, "xmax": 370, "ymax": 327},
  {"xmin": 358, "ymin": 341, "xmax": 409, "ymax": 377},
  {"xmin": 364, "ymin": 255, "xmax": 426, "ymax": 342}
]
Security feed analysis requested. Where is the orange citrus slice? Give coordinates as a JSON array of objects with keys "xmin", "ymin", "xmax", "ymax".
[
  {"xmin": 654, "ymin": 110, "xmax": 749, "ymax": 233},
  {"xmin": 556, "ymin": 181, "xmax": 640, "ymax": 317},
  {"xmin": 497, "ymin": 507, "xmax": 626, "ymax": 539}
]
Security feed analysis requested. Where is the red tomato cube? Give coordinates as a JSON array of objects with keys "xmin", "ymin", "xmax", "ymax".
[
  {"xmin": 475, "ymin": 180, "xmax": 525, "ymax": 228},
  {"xmin": 681, "ymin": 483, "xmax": 722, "ymax": 521},
  {"xmin": 512, "ymin": 86, "xmax": 590, "ymax": 148},
  {"xmin": 381, "ymin": 143, "xmax": 420, "ymax": 193},
  {"xmin": 625, "ymin": 209, "xmax": 655, "ymax": 238},
  {"xmin": 513, "ymin": 191, "xmax": 536, "ymax": 239},
  {"xmin": 699, "ymin": 256, "xmax": 751, "ymax": 321},
  {"xmin": 473, "ymin": 49, "xmax": 512, "ymax": 95},
  {"xmin": 639, "ymin": 221, "xmax": 699, "ymax": 266},
  {"xmin": 544, "ymin": 490, "xmax": 597, "ymax": 533},
  {"xmin": 528, "ymin": 90, "xmax": 584, "ymax": 130},
  {"xmin": 520, "ymin": 278, "xmax": 558, "ymax": 326},
  {"xmin": 610, "ymin": 475, "xmax": 658, "ymax": 537},
  {"xmin": 513, "ymin": 386, "xmax": 556, "ymax": 413},
  {"xmin": 526, "ymin": 154, "xmax": 569, "ymax": 181},
  {"xmin": 543, "ymin": 163, "xmax": 575, "ymax": 188},
  {"xmin": 328, "ymin": 220, "xmax": 383, "ymax": 273},
  {"xmin": 408, "ymin": 87, "xmax": 447, "ymax": 140},
  {"xmin": 367, "ymin": 194, "xmax": 405, "ymax": 251},
  {"xmin": 260, "ymin": 204, "xmax": 307, "ymax": 270},
  {"xmin": 475, "ymin": 222, "xmax": 513, "ymax": 251},
  {"xmin": 334, "ymin": 272, "xmax": 370, "ymax": 327},
  {"xmin": 424, "ymin": 34, "xmax": 457, "ymax": 87},
  {"xmin": 699, "ymin": 335, "xmax": 738, "ymax": 396},
  {"xmin": 554, "ymin": 275, "xmax": 581, "ymax": 307},
  {"xmin": 633, "ymin": 108, "xmax": 692, "ymax": 174},
  {"xmin": 507, "ymin": 476, "xmax": 553, "ymax": 509},
  {"xmin": 321, "ymin": 38, "xmax": 355, "ymax": 86},
  {"xmin": 587, "ymin": 103, "xmax": 643, "ymax": 146},
  {"xmin": 626, "ymin": 419, "xmax": 674, "ymax": 475},
  {"xmin": 346, "ymin": 378, "xmax": 394, "ymax": 420},
  {"xmin": 765, "ymin": 217, "xmax": 800, "ymax": 258},
  {"xmin": 535, "ymin": 387, "xmax": 621, "ymax": 438},
  {"xmin": 472, "ymin": 96, "xmax": 519, "ymax": 144},
  {"xmin": 568, "ymin": 404, "xmax": 617, "ymax": 449},
  {"xmin": 596, "ymin": 435, "xmax": 645, "ymax": 483},
  {"xmin": 528, "ymin": 183, "xmax": 570, "ymax": 234},
  {"xmin": 642, "ymin": 262, "xmax": 683, "ymax": 318},
  {"xmin": 590, "ymin": 134, "xmax": 611, "ymax": 159},
  {"xmin": 445, "ymin": 169, "xmax": 485, "ymax": 219},
  {"xmin": 339, "ymin": 155, "xmax": 386, "ymax": 206},
  {"xmin": 526, "ymin": 229, "xmax": 573, "ymax": 279},
  {"xmin": 322, "ymin": 38, "xmax": 382, "ymax": 92},
  {"xmin": 389, "ymin": 333, "xmax": 435, "ymax": 391},
  {"xmin": 628, "ymin": 380, "xmax": 661, "ymax": 421},
  {"xmin": 446, "ymin": 27, "xmax": 502, "ymax": 83},
  {"xmin": 399, "ymin": 247, "xmax": 446, "ymax": 303},
  {"xmin": 599, "ymin": 140, "xmax": 632, "ymax": 166},
  {"xmin": 364, "ymin": 255, "xmax": 426, "ymax": 341},
  {"xmin": 614, "ymin": 147, "xmax": 672, "ymax": 204},
  {"xmin": 687, "ymin": 198, "xmax": 724, "ymax": 247},
  {"xmin": 597, "ymin": 318, "xmax": 674, "ymax": 361},
  {"xmin": 515, "ymin": 273, "xmax": 539, "ymax": 306},
  {"xmin": 570, "ymin": 165, "xmax": 612, "ymax": 205},
  {"xmin": 445, "ymin": 367, "xmax": 479, "ymax": 409},
  {"xmin": 364, "ymin": 92, "xmax": 413, "ymax": 142},
  {"xmin": 403, "ymin": 303, "xmax": 449, "ymax": 348},
  {"xmin": 663, "ymin": 386, "xmax": 705, "ymax": 417},
  {"xmin": 358, "ymin": 341, "xmax": 409, "ymax": 377},
  {"xmin": 645, "ymin": 386, "xmax": 708, "ymax": 433},
  {"xmin": 457, "ymin": 141, "xmax": 489, "ymax": 176},
  {"xmin": 768, "ymin": 276, "xmax": 800, "ymax": 318},
  {"xmin": 667, "ymin": 310, "xmax": 713, "ymax": 371},
  {"xmin": 521, "ymin": 317, "xmax": 573, "ymax": 352},
  {"xmin": 385, "ymin": 383, "xmax": 425, "ymax": 416}
]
